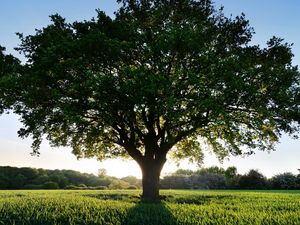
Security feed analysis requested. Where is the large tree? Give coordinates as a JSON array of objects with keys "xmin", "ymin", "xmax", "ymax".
[{"xmin": 1, "ymin": 0, "xmax": 300, "ymax": 200}]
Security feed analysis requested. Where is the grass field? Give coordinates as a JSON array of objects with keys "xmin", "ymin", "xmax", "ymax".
[{"xmin": 0, "ymin": 189, "xmax": 300, "ymax": 225}]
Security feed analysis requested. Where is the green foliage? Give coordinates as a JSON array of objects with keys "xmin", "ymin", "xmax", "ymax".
[
  {"xmin": 127, "ymin": 185, "xmax": 138, "ymax": 190},
  {"xmin": 0, "ymin": 46, "xmax": 20, "ymax": 114},
  {"xmin": 191, "ymin": 173, "xmax": 227, "ymax": 189},
  {"xmin": 1, "ymin": 0, "xmax": 299, "ymax": 165},
  {"xmin": 162, "ymin": 166, "xmax": 300, "ymax": 190},
  {"xmin": 195, "ymin": 166, "xmax": 226, "ymax": 176},
  {"xmin": 0, "ymin": 166, "xmax": 141, "ymax": 190},
  {"xmin": 160, "ymin": 175, "xmax": 191, "ymax": 189},
  {"xmin": 23, "ymin": 184, "xmax": 43, "ymax": 189},
  {"xmin": 161, "ymin": 166, "xmax": 230, "ymax": 189},
  {"xmin": 1, "ymin": 190, "xmax": 300, "ymax": 224},
  {"xmin": 109, "ymin": 180, "xmax": 131, "ymax": 189},
  {"xmin": 77, "ymin": 183, "xmax": 88, "ymax": 188},
  {"xmin": 173, "ymin": 169, "xmax": 194, "ymax": 176},
  {"xmin": 121, "ymin": 176, "xmax": 142, "ymax": 187},
  {"xmin": 271, "ymin": 173, "xmax": 298, "ymax": 189},
  {"xmin": 225, "ymin": 166, "xmax": 239, "ymax": 188},
  {"xmin": 43, "ymin": 181, "xmax": 59, "ymax": 189},
  {"xmin": 238, "ymin": 169, "xmax": 267, "ymax": 189}
]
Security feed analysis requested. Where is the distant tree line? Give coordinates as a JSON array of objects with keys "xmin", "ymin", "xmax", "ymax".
[
  {"xmin": 0, "ymin": 166, "xmax": 141, "ymax": 190},
  {"xmin": 160, "ymin": 167, "xmax": 300, "ymax": 190},
  {"xmin": 1, "ymin": 166, "xmax": 300, "ymax": 190}
]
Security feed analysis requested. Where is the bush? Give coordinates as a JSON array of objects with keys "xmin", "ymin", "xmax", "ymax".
[
  {"xmin": 127, "ymin": 185, "xmax": 138, "ymax": 189},
  {"xmin": 65, "ymin": 185, "xmax": 108, "ymax": 190},
  {"xmin": 23, "ymin": 184, "xmax": 43, "ymax": 189},
  {"xmin": 77, "ymin": 184, "xmax": 87, "ymax": 188},
  {"xmin": 108, "ymin": 180, "xmax": 130, "ymax": 189},
  {"xmin": 43, "ymin": 181, "xmax": 59, "ymax": 189},
  {"xmin": 93, "ymin": 186, "xmax": 107, "ymax": 190},
  {"xmin": 65, "ymin": 185, "xmax": 78, "ymax": 190}
]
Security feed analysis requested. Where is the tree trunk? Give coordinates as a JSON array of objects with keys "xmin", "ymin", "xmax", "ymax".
[{"xmin": 139, "ymin": 159, "xmax": 166, "ymax": 202}]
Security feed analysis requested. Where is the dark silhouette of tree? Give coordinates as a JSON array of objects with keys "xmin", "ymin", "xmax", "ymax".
[
  {"xmin": 43, "ymin": 181, "xmax": 59, "ymax": 189},
  {"xmin": 271, "ymin": 173, "xmax": 298, "ymax": 189},
  {"xmin": 238, "ymin": 169, "xmax": 267, "ymax": 189},
  {"xmin": 1, "ymin": 0, "xmax": 300, "ymax": 200}
]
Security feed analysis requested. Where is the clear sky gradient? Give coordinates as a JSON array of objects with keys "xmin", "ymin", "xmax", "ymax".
[{"xmin": 0, "ymin": 1, "xmax": 300, "ymax": 178}]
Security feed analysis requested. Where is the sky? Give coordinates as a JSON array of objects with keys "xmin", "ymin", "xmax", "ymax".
[{"xmin": 0, "ymin": 0, "xmax": 300, "ymax": 178}]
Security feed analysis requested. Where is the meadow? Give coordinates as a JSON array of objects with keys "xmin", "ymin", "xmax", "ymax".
[{"xmin": 0, "ymin": 189, "xmax": 300, "ymax": 225}]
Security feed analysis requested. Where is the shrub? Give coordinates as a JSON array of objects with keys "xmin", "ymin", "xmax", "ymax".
[
  {"xmin": 23, "ymin": 184, "xmax": 43, "ymax": 189},
  {"xmin": 65, "ymin": 185, "xmax": 77, "ymax": 190},
  {"xmin": 108, "ymin": 180, "xmax": 130, "ymax": 189},
  {"xmin": 43, "ymin": 181, "xmax": 59, "ymax": 189},
  {"xmin": 78, "ymin": 184, "xmax": 87, "ymax": 188},
  {"xmin": 93, "ymin": 186, "xmax": 107, "ymax": 190},
  {"xmin": 127, "ymin": 185, "xmax": 138, "ymax": 190}
]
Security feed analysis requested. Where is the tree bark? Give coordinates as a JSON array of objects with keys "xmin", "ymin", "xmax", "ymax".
[{"xmin": 139, "ymin": 158, "xmax": 166, "ymax": 202}]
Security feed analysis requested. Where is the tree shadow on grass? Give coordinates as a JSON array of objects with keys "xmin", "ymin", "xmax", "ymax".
[
  {"xmin": 123, "ymin": 201, "xmax": 177, "ymax": 225},
  {"xmin": 83, "ymin": 193, "xmax": 140, "ymax": 202},
  {"xmin": 83, "ymin": 192, "xmax": 177, "ymax": 224},
  {"xmin": 171, "ymin": 194, "xmax": 237, "ymax": 205}
]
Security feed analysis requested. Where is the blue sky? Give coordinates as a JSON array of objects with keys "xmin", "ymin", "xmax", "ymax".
[{"xmin": 0, "ymin": 1, "xmax": 300, "ymax": 178}]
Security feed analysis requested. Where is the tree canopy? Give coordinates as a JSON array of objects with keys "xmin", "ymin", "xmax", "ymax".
[{"xmin": 1, "ymin": 0, "xmax": 299, "ymax": 200}]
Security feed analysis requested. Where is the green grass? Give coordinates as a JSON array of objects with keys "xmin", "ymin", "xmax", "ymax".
[{"xmin": 1, "ymin": 189, "xmax": 300, "ymax": 224}]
